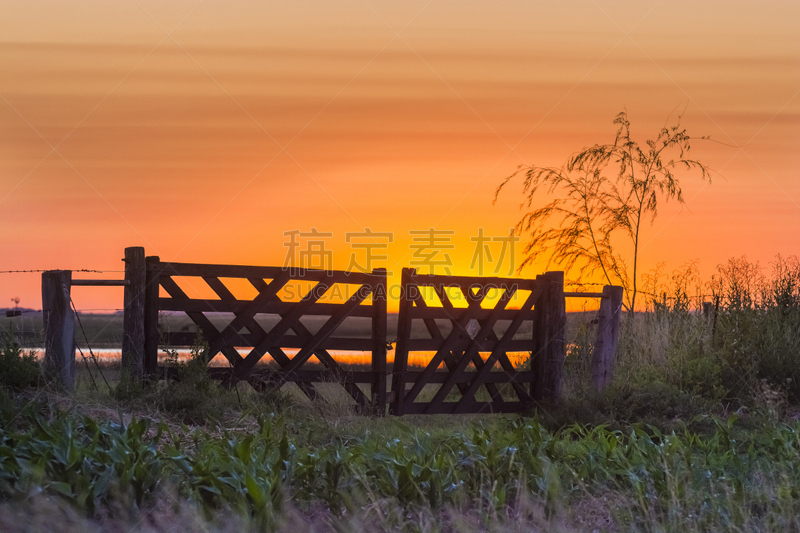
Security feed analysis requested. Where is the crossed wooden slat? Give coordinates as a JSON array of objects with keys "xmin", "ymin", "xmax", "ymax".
[
  {"xmin": 394, "ymin": 270, "xmax": 541, "ymax": 414},
  {"xmin": 158, "ymin": 272, "xmax": 374, "ymax": 407}
]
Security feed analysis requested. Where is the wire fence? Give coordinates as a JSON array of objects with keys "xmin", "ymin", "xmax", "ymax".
[{"xmin": 0, "ymin": 269, "xmax": 124, "ymax": 274}]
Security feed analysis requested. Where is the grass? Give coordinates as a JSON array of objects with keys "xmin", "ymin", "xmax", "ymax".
[
  {"xmin": 1, "ymin": 254, "xmax": 799, "ymax": 531},
  {"xmin": 2, "ymin": 387, "xmax": 800, "ymax": 532}
]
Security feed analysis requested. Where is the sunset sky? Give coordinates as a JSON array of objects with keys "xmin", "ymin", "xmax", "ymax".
[{"xmin": 1, "ymin": 0, "xmax": 798, "ymax": 312}]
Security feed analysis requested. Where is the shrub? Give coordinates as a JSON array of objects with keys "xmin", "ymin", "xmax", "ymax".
[
  {"xmin": 155, "ymin": 340, "xmax": 232, "ymax": 424},
  {"xmin": 0, "ymin": 324, "xmax": 41, "ymax": 391}
]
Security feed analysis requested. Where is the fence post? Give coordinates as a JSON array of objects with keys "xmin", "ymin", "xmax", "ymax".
[
  {"xmin": 144, "ymin": 255, "xmax": 161, "ymax": 378},
  {"xmin": 371, "ymin": 268, "xmax": 387, "ymax": 416},
  {"xmin": 532, "ymin": 271, "xmax": 566, "ymax": 404},
  {"xmin": 42, "ymin": 270, "xmax": 75, "ymax": 390},
  {"xmin": 592, "ymin": 285, "xmax": 624, "ymax": 391},
  {"xmin": 122, "ymin": 246, "xmax": 146, "ymax": 381},
  {"xmin": 391, "ymin": 268, "xmax": 416, "ymax": 416}
]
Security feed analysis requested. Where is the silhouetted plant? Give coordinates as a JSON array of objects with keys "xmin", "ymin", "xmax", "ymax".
[{"xmin": 495, "ymin": 109, "xmax": 711, "ymax": 312}]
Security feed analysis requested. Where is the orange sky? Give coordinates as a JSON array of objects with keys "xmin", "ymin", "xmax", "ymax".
[{"xmin": 1, "ymin": 0, "xmax": 798, "ymax": 312}]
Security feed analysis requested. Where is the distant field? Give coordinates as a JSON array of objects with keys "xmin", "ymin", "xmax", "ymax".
[{"xmin": 1, "ymin": 310, "xmax": 594, "ymax": 349}]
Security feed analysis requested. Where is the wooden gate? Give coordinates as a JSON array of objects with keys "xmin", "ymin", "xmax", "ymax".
[
  {"xmin": 42, "ymin": 247, "xmax": 618, "ymax": 406},
  {"xmin": 143, "ymin": 258, "xmax": 388, "ymax": 414},
  {"xmin": 391, "ymin": 268, "xmax": 566, "ymax": 415}
]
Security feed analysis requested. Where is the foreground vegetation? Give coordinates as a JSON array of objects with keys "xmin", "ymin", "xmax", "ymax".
[
  {"xmin": 1, "ymin": 254, "xmax": 799, "ymax": 532},
  {"xmin": 2, "ymin": 388, "xmax": 800, "ymax": 532}
]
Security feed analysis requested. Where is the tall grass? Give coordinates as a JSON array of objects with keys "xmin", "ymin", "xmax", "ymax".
[{"xmin": 563, "ymin": 255, "xmax": 800, "ymax": 409}]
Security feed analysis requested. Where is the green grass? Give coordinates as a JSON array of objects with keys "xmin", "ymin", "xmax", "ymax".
[{"xmin": 1, "ymin": 387, "xmax": 800, "ymax": 532}]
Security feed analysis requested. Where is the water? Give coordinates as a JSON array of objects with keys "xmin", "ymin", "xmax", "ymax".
[{"xmin": 28, "ymin": 348, "xmax": 530, "ymax": 368}]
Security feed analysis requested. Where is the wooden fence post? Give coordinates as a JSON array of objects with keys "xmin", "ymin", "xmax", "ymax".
[
  {"xmin": 144, "ymin": 255, "xmax": 161, "ymax": 378},
  {"xmin": 530, "ymin": 274, "xmax": 543, "ymax": 400},
  {"xmin": 42, "ymin": 270, "xmax": 75, "ymax": 390},
  {"xmin": 391, "ymin": 268, "xmax": 416, "ymax": 416},
  {"xmin": 532, "ymin": 271, "xmax": 566, "ymax": 404},
  {"xmin": 371, "ymin": 268, "xmax": 387, "ymax": 416},
  {"xmin": 592, "ymin": 285, "xmax": 624, "ymax": 391},
  {"xmin": 122, "ymin": 246, "xmax": 146, "ymax": 380}
]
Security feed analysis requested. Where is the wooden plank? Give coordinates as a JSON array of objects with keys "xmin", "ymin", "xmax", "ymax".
[
  {"xmin": 431, "ymin": 284, "xmax": 503, "ymax": 403},
  {"xmin": 371, "ymin": 269, "xmax": 387, "ymax": 416},
  {"xmin": 455, "ymin": 283, "xmax": 542, "ymax": 412},
  {"xmin": 427, "ymin": 285, "xmax": 515, "ymax": 411},
  {"xmin": 203, "ymin": 276, "xmax": 237, "ymax": 301},
  {"xmin": 158, "ymin": 276, "xmax": 242, "ymax": 367},
  {"xmin": 144, "ymin": 256, "xmax": 161, "ymax": 377},
  {"xmin": 71, "ymin": 279, "xmax": 129, "ymax": 286},
  {"xmin": 157, "ymin": 298, "xmax": 376, "ymax": 317},
  {"xmin": 407, "ymin": 272, "xmax": 536, "ymax": 291},
  {"xmin": 266, "ymin": 347, "xmax": 319, "ymax": 401},
  {"xmin": 159, "ymin": 332, "xmax": 374, "ymax": 352},
  {"xmin": 204, "ymin": 275, "xmax": 373, "ymax": 405},
  {"xmin": 408, "ymin": 306, "xmax": 536, "ymax": 321},
  {"xmin": 464, "ymin": 284, "xmax": 542, "ymax": 403},
  {"xmin": 394, "ymin": 271, "xmax": 542, "ymax": 414},
  {"xmin": 275, "ymin": 286, "xmax": 373, "ymax": 375},
  {"xmin": 42, "ymin": 270, "xmax": 75, "ymax": 391},
  {"xmin": 231, "ymin": 280, "xmax": 334, "ymax": 378},
  {"xmin": 564, "ymin": 291, "xmax": 604, "ymax": 298},
  {"xmin": 314, "ymin": 354, "xmax": 371, "ymax": 407},
  {"xmin": 407, "ymin": 289, "xmax": 472, "ymax": 398},
  {"xmin": 122, "ymin": 247, "xmax": 146, "ymax": 380},
  {"xmin": 248, "ymin": 277, "xmax": 367, "ymax": 385},
  {"xmin": 402, "ymin": 370, "xmax": 537, "ymax": 384},
  {"xmin": 206, "ymin": 368, "xmax": 375, "ymax": 384},
  {"xmin": 152, "ymin": 261, "xmax": 373, "ymax": 284},
  {"xmin": 455, "ymin": 305, "xmax": 537, "ymax": 411},
  {"xmin": 205, "ymin": 271, "xmax": 291, "ymax": 358},
  {"xmin": 400, "ymin": 301, "xmax": 485, "ymax": 409},
  {"xmin": 246, "ymin": 277, "xmax": 372, "ymax": 385},
  {"xmin": 391, "ymin": 268, "xmax": 416, "ymax": 416},
  {"xmin": 405, "ymin": 338, "xmax": 533, "ymax": 352}
]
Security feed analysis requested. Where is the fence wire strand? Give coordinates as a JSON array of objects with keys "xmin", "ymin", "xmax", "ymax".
[
  {"xmin": 67, "ymin": 288, "xmax": 111, "ymax": 392},
  {"xmin": 1, "ymin": 269, "xmax": 124, "ymax": 274}
]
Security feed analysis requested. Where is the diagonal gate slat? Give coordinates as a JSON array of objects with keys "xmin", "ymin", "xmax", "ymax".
[
  {"xmin": 425, "ymin": 284, "xmax": 515, "ymax": 412},
  {"xmin": 248, "ymin": 278, "xmax": 369, "ymax": 405},
  {"xmin": 454, "ymin": 286, "xmax": 542, "ymax": 413},
  {"xmin": 158, "ymin": 276, "xmax": 242, "ymax": 366},
  {"xmin": 432, "ymin": 286, "xmax": 504, "ymax": 404}
]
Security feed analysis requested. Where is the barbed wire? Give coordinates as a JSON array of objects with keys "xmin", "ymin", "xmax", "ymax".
[
  {"xmin": 564, "ymin": 281, "xmax": 606, "ymax": 288},
  {"xmin": 0, "ymin": 269, "xmax": 124, "ymax": 274},
  {"xmin": 4, "ymin": 309, "xmax": 124, "ymax": 315},
  {"xmin": 637, "ymin": 290, "xmax": 718, "ymax": 301}
]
